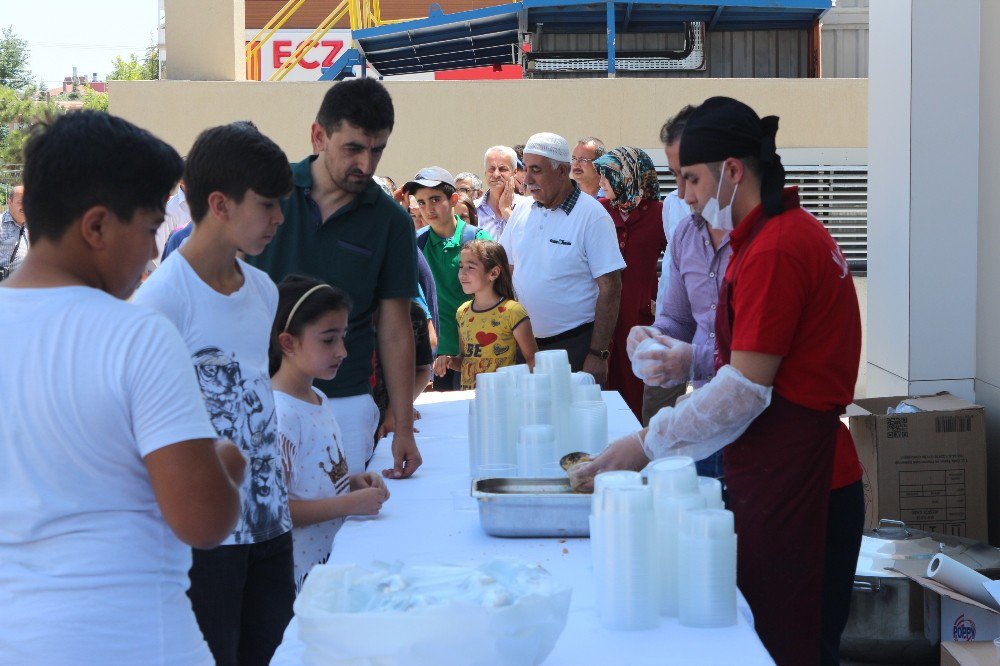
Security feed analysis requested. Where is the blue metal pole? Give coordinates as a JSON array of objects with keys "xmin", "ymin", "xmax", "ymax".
[{"xmin": 606, "ymin": 0, "xmax": 616, "ymax": 78}]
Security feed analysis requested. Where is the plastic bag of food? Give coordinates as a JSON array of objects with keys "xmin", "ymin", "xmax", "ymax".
[{"xmin": 294, "ymin": 559, "xmax": 572, "ymax": 666}]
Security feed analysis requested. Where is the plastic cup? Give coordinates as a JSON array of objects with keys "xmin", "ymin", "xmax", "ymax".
[
  {"xmin": 571, "ymin": 371, "xmax": 596, "ymax": 386},
  {"xmin": 593, "ymin": 470, "xmax": 643, "ymax": 516},
  {"xmin": 542, "ymin": 461, "xmax": 565, "ymax": 477},
  {"xmin": 572, "ymin": 383, "xmax": 602, "ymax": 403},
  {"xmin": 649, "ymin": 456, "xmax": 698, "ymax": 499},
  {"xmin": 476, "ymin": 463, "xmax": 517, "ymax": 479},
  {"xmin": 697, "ymin": 477, "xmax": 725, "ymax": 510},
  {"xmin": 682, "ymin": 508, "xmax": 735, "ymax": 539}
]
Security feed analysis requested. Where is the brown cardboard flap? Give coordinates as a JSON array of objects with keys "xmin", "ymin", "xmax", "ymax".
[
  {"xmin": 889, "ymin": 564, "xmax": 1000, "ymax": 615},
  {"xmin": 903, "ymin": 394, "xmax": 982, "ymax": 412}
]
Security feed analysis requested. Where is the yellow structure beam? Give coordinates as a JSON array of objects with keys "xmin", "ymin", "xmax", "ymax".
[{"xmin": 270, "ymin": 0, "xmax": 349, "ymax": 81}]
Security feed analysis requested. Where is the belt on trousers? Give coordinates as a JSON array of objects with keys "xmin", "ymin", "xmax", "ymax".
[{"xmin": 535, "ymin": 321, "xmax": 594, "ymax": 344}]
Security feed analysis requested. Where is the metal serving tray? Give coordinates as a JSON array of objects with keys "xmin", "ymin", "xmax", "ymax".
[{"xmin": 472, "ymin": 477, "xmax": 592, "ymax": 538}]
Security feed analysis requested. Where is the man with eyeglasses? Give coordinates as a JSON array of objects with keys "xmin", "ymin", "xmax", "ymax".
[
  {"xmin": 453, "ymin": 172, "xmax": 483, "ymax": 200},
  {"xmin": 571, "ymin": 137, "xmax": 606, "ymax": 198}
]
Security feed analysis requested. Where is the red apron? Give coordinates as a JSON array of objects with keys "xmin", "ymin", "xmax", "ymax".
[{"xmin": 716, "ymin": 211, "xmax": 840, "ymax": 666}]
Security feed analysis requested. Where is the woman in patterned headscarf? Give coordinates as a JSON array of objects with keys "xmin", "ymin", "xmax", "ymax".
[{"xmin": 593, "ymin": 147, "xmax": 666, "ymax": 419}]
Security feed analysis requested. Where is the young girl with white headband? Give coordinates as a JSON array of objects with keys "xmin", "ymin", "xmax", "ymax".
[{"xmin": 269, "ymin": 275, "xmax": 390, "ymax": 591}]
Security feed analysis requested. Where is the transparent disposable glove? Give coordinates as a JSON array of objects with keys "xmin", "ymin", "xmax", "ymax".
[
  {"xmin": 567, "ymin": 432, "xmax": 648, "ymax": 494},
  {"xmin": 630, "ymin": 335, "xmax": 693, "ymax": 388},
  {"xmin": 625, "ymin": 325, "xmax": 658, "ymax": 359},
  {"xmin": 642, "ymin": 364, "xmax": 772, "ymax": 461}
]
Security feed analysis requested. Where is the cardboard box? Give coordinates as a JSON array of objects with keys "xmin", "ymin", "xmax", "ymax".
[
  {"xmin": 846, "ymin": 393, "xmax": 988, "ymax": 541},
  {"xmin": 941, "ymin": 641, "xmax": 999, "ymax": 665},
  {"xmin": 892, "ymin": 561, "xmax": 1000, "ymax": 644}
]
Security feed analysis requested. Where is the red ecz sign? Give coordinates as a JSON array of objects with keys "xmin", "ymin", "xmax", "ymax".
[{"xmin": 272, "ymin": 40, "xmax": 345, "ymax": 70}]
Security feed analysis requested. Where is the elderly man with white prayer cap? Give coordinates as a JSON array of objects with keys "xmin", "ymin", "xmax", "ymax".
[{"xmin": 498, "ymin": 132, "xmax": 624, "ymax": 383}]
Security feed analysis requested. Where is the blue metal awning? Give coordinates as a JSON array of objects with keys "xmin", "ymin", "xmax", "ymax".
[{"xmin": 349, "ymin": 0, "xmax": 831, "ymax": 77}]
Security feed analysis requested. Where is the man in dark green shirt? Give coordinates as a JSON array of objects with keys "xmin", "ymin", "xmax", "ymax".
[{"xmin": 247, "ymin": 79, "xmax": 421, "ymax": 479}]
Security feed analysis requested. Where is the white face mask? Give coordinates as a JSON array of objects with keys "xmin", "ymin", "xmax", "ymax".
[{"xmin": 700, "ymin": 165, "xmax": 739, "ymax": 231}]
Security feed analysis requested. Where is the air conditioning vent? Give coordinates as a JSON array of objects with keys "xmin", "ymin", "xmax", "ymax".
[{"xmin": 654, "ymin": 164, "xmax": 868, "ymax": 273}]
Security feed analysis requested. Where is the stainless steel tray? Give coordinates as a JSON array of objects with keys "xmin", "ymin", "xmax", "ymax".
[{"xmin": 472, "ymin": 477, "xmax": 591, "ymax": 538}]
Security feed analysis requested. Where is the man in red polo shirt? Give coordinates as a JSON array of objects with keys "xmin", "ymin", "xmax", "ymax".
[{"xmin": 571, "ymin": 97, "xmax": 863, "ymax": 666}]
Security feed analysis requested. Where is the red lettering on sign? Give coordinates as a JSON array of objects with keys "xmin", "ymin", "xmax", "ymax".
[
  {"xmin": 299, "ymin": 40, "xmax": 319, "ymax": 69},
  {"xmin": 322, "ymin": 41, "xmax": 345, "ymax": 67},
  {"xmin": 273, "ymin": 40, "xmax": 292, "ymax": 68}
]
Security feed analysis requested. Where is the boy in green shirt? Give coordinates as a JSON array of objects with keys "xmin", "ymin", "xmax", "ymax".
[{"xmin": 404, "ymin": 167, "xmax": 491, "ymax": 390}]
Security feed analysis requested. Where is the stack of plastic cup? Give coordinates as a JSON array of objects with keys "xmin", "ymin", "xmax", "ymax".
[
  {"xmin": 571, "ymin": 371, "xmax": 596, "ymax": 386},
  {"xmin": 520, "ymin": 373, "xmax": 553, "ymax": 428},
  {"xmin": 649, "ymin": 456, "xmax": 706, "ymax": 616},
  {"xmin": 534, "ymin": 350, "xmax": 574, "ymax": 455},
  {"xmin": 516, "ymin": 424, "xmax": 556, "ymax": 477},
  {"xmin": 473, "ymin": 372, "xmax": 513, "ymax": 474},
  {"xmin": 571, "ymin": 400, "xmax": 608, "ymax": 455},
  {"xmin": 572, "ymin": 383, "xmax": 603, "ymax": 404},
  {"xmin": 593, "ymin": 485, "xmax": 659, "ymax": 630},
  {"xmin": 496, "ymin": 364, "xmax": 531, "ymax": 448},
  {"xmin": 698, "ymin": 476, "xmax": 725, "ymax": 509},
  {"xmin": 590, "ymin": 471, "xmax": 644, "ymax": 571},
  {"xmin": 678, "ymin": 508, "xmax": 737, "ymax": 628}
]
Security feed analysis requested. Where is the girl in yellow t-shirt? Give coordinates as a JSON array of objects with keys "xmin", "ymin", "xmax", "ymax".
[{"xmin": 433, "ymin": 240, "xmax": 538, "ymax": 389}]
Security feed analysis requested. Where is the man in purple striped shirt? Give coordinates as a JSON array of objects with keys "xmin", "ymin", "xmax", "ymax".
[{"xmin": 628, "ymin": 108, "xmax": 732, "ymax": 479}]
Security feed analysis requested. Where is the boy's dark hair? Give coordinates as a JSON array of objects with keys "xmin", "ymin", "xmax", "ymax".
[
  {"xmin": 316, "ymin": 78, "xmax": 394, "ymax": 135},
  {"xmin": 269, "ymin": 275, "xmax": 353, "ymax": 376},
  {"xmin": 183, "ymin": 121, "xmax": 292, "ymax": 223},
  {"xmin": 660, "ymin": 104, "xmax": 697, "ymax": 146},
  {"xmin": 22, "ymin": 111, "xmax": 182, "ymax": 242}
]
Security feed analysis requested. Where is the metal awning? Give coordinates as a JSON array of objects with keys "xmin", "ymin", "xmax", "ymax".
[{"xmin": 351, "ymin": 0, "xmax": 832, "ymax": 77}]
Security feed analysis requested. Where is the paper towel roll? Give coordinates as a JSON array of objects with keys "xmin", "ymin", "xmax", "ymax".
[{"xmin": 927, "ymin": 553, "xmax": 997, "ymax": 609}]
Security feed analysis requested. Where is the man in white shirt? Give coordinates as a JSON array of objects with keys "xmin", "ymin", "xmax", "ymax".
[
  {"xmin": 500, "ymin": 132, "xmax": 625, "ymax": 383},
  {"xmin": 0, "ymin": 110, "xmax": 244, "ymax": 665}
]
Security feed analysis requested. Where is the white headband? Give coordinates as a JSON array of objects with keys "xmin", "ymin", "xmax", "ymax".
[{"xmin": 283, "ymin": 284, "xmax": 334, "ymax": 333}]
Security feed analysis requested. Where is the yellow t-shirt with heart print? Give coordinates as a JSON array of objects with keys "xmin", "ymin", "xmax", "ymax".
[{"xmin": 456, "ymin": 298, "xmax": 530, "ymax": 389}]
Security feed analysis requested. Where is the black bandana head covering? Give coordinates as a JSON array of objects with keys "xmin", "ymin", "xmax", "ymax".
[
  {"xmin": 593, "ymin": 146, "xmax": 660, "ymax": 214},
  {"xmin": 679, "ymin": 96, "xmax": 786, "ymax": 216}
]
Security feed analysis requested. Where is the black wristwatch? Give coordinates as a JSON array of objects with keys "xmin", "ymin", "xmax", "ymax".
[{"xmin": 588, "ymin": 348, "xmax": 610, "ymax": 360}]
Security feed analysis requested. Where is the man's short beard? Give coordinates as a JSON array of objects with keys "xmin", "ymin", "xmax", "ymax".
[{"xmin": 337, "ymin": 175, "xmax": 370, "ymax": 194}]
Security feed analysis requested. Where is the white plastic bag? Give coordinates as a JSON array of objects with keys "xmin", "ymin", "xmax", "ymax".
[{"xmin": 294, "ymin": 560, "xmax": 572, "ymax": 666}]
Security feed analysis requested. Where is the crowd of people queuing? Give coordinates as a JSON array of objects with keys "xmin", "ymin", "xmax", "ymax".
[{"xmin": 0, "ymin": 75, "xmax": 863, "ymax": 666}]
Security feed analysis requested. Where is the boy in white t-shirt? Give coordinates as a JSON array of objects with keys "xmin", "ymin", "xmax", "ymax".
[
  {"xmin": 0, "ymin": 111, "xmax": 245, "ymax": 664},
  {"xmin": 133, "ymin": 122, "xmax": 295, "ymax": 666}
]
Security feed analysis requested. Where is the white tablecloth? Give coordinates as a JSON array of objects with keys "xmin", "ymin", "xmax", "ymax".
[{"xmin": 271, "ymin": 391, "xmax": 774, "ymax": 666}]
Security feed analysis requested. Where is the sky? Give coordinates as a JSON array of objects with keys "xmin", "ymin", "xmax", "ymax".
[{"xmin": 5, "ymin": 1, "xmax": 160, "ymax": 89}]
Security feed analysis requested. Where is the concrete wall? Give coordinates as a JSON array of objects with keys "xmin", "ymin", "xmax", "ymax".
[
  {"xmin": 977, "ymin": 1, "xmax": 1000, "ymax": 542},
  {"xmin": 109, "ymin": 77, "xmax": 867, "ymax": 181},
  {"xmin": 166, "ymin": 0, "xmax": 246, "ymax": 81}
]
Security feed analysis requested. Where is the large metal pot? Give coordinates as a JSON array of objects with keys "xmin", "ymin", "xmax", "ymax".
[{"xmin": 841, "ymin": 519, "xmax": 1000, "ymax": 664}]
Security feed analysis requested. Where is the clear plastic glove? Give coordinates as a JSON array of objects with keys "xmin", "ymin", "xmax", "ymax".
[
  {"xmin": 568, "ymin": 432, "xmax": 648, "ymax": 494},
  {"xmin": 630, "ymin": 334, "xmax": 693, "ymax": 388},
  {"xmin": 643, "ymin": 364, "xmax": 772, "ymax": 461},
  {"xmin": 625, "ymin": 325, "xmax": 658, "ymax": 359}
]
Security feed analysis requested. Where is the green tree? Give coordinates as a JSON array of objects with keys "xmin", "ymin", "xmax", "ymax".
[
  {"xmin": 82, "ymin": 86, "xmax": 109, "ymax": 112},
  {"xmin": 0, "ymin": 26, "xmax": 32, "ymax": 90},
  {"xmin": 0, "ymin": 85, "xmax": 58, "ymax": 166},
  {"xmin": 107, "ymin": 44, "xmax": 160, "ymax": 81}
]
